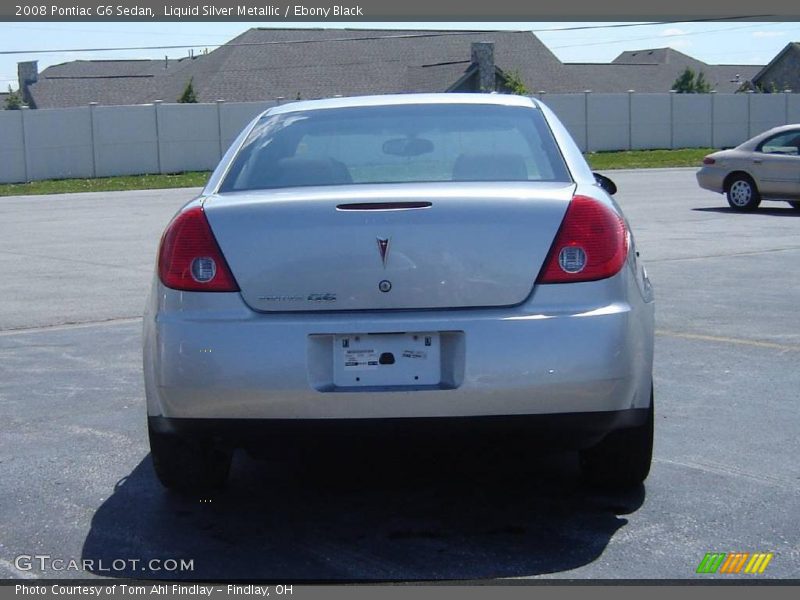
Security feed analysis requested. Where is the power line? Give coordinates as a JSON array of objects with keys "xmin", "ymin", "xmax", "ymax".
[
  {"xmin": 0, "ymin": 18, "xmax": 774, "ymax": 56},
  {"xmin": 550, "ymin": 21, "xmax": 784, "ymax": 50}
]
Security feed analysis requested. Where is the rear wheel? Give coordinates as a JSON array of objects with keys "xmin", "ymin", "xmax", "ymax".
[
  {"xmin": 149, "ymin": 422, "xmax": 233, "ymax": 492},
  {"xmin": 725, "ymin": 175, "xmax": 761, "ymax": 212},
  {"xmin": 579, "ymin": 388, "xmax": 654, "ymax": 489}
]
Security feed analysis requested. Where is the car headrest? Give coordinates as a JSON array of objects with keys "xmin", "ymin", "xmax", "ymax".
[
  {"xmin": 452, "ymin": 153, "xmax": 529, "ymax": 181},
  {"xmin": 270, "ymin": 157, "xmax": 353, "ymax": 187}
]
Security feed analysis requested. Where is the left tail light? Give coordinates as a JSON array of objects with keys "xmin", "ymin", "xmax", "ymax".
[{"xmin": 158, "ymin": 206, "xmax": 239, "ymax": 292}]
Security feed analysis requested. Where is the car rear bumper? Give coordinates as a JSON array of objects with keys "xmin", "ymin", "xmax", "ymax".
[
  {"xmin": 149, "ymin": 409, "xmax": 650, "ymax": 450},
  {"xmin": 144, "ymin": 269, "xmax": 654, "ymax": 425},
  {"xmin": 696, "ymin": 167, "xmax": 725, "ymax": 193}
]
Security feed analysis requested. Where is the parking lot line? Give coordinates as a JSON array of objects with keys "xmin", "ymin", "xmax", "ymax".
[
  {"xmin": 656, "ymin": 329, "xmax": 800, "ymax": 352},
  {"xmin": 0, "ymin": 316, "xmax": 142, "ymax": 337}
]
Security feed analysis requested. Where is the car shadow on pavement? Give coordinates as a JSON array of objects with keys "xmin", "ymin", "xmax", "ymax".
[
  {"xmin": 81, "ymin": 441, "xmax": 645, "ymax": 580},
  {"xmin": 692, "ymin": 206, "xmax": 800, "ymax": 216}
]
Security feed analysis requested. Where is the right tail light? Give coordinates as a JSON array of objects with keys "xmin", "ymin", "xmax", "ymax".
[{"xmin": 537, "ymin": 195, "xmax": 628, "ymax": 284}]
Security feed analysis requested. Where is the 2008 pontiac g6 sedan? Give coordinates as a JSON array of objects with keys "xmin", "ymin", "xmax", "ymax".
[{"xmin": 143, "ymin": 94, "xmax": 655, "ymax": 492}]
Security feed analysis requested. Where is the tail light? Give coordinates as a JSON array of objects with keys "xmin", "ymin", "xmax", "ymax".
[
  {"xmin": 158, "ymin": 206, "xmax": 239, "ymax": 292},
  {"xmin": 703, "ymin": 157, "xmax": 716, "ymax": 165},
  {"xmin": 537, "ymin": 195, "xmax": 628, "ymax": 284}
]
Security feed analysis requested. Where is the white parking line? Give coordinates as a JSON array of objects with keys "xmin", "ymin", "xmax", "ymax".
[
  {"xmin": 0, "ymin": 317, "xmax": 141, "ymax": 337},
  {"xmin": 656, "ymin": 330, "xmax": 800, "ymax": 352}
]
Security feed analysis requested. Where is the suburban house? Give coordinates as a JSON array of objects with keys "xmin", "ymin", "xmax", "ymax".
[
  {"xmin": 13, "ymin": 28, "xmax": 766, "ymax": 109},
  {"xmin": 565, "ymin": 47, "xmax": 759, "ymax": 93},
  {"xmin": 747, "ymin": 42, "xmax": 800, "ymax": 92}
]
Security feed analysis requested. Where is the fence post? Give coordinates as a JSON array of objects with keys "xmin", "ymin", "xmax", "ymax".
[
  {"xmin": 709, "ymin": 91, "xmax": 716, "ymax": 149},
  {"xmin": 785, "ymin": 89, "xmax": 791, "ymax": 124},
  {"xmin": 89, "ymin": 102, "xmax": 98, "ymax": 178},
  {"xmin": 216, "ymin": 99, "xmax": 225, "ymax": 159},
  {"xmin": 669, "ymin": 90, "xmax": 676, "ymax": 150},
  {"xmin": 583, "ymin": 90, "xmax": 591, "ymax": 153},
  {"xmin": 153, "ymin": 100, "xmax": 163, "ymax": 174},
  {"xmin": 20, "ymin": 107, "xmax": 29, "ymax": 182},
  {"xmin": 627, "ymin": 90, "xmax": 634, "ymax": 151}
]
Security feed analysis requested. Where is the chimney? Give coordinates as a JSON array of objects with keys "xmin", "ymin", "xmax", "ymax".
[
  {"xmin": 17, "ymin": 61, "xmax": 38, "ymax": 106},
  {"xmin": 471, "ymin": 42, "xmax": 495, "ymax": 92}
]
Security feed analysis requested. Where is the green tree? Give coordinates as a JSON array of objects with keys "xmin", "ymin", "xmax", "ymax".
[
  {"xmin": 750, "ymin": 81, "xmax": 780, "ymax": 93},
  {"xmin": 178, "ymin": 78, "xmax": 198, "ymax": 103},
  {"xmin": 694, "ymin": 71, "xmax": 711, "ymax": 93},
  {"xmin": 672, "ymin": 67, "xmax": 712, "ymax": 93},
  {"xmin": 4, "ymin": 86, "xmax": 23, "ymax": 110},
  {"xmin": 502, "ymin": 70, "xmax": 530, "ymax": 96}
]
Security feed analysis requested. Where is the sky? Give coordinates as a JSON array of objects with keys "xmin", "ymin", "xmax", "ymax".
[{"xmin": 2, "ymin": 20, "xmax": 800, "ymax": 91}]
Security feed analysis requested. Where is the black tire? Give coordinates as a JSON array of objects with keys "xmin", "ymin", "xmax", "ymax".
[
  {"xmin": 148, "ymin": 422, "xmax": 233, "ymax": 492},
  {"xmin": 788, "ymin": 201, "xmax": 800, "ymax": 210},
  {"xmin": 725, "ymin": 175, "xmax": 761, "ymax": 212},
  {"xmin": 579, "ymin": 388, "xmax": 654, "ymax": 489}
]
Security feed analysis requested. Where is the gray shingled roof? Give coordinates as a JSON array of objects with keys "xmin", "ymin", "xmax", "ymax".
[
  {"xmin": 570, "ymin": 47, "xmax": 759, "ymax": 93},
  {"xmin": 29, "ymin": 57, "xmax": 196, "ymax": 108},
  {"xmin": 750, "ymin": 42, "xmax": 800, "ymax": 88},
  {"xmin": 28, "ymin": 28, "xmax": 581, "ymax": 107},
  {"xmin": 161, "ymin": 28, "xmax": 584, "ymax": 102},
  {"xmin": 565, "ymin": 62, "xmax": 759, "ymax": 93},
  {"xmin": 25, "ymin": 31, "xmax": 766, "ymax": 108}
]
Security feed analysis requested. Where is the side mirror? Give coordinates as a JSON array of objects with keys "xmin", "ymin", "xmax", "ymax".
[{"xmin": 593, "ymin": 172, "xmax": 617, "ymax": 195}]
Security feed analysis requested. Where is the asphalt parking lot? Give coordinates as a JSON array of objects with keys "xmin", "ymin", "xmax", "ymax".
[{"xmin": 0, "ymin": 168, "xmax": 798, "ymax": 580}]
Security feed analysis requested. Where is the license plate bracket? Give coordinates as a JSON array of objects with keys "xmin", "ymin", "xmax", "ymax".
[{"xmin": 333, "ymin": 332, "xmax": 441, "ymax": 387}]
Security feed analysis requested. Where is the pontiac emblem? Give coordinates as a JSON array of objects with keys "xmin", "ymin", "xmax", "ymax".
[{"xmin": 376, "ymin": 237, "xmax": 390, "ymax": 268}]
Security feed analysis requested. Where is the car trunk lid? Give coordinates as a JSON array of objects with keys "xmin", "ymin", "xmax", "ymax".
[{"xmin": 203, "ymin": 182, "xmax": 575, "ymax": 312}]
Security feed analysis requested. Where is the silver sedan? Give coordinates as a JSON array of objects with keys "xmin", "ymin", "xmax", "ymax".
[
  {"xmin": 143, "ymin": 94, "xmax": 655, "ymax": 492},
  {"xmin": 697, "ymin": 124, "xmax": 800, "ymax": 211}
]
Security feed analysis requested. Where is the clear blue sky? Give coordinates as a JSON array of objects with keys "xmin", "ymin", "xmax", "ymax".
[{"xmin": 2, "ymin": 21, "xmax": 799, "ymax": 91}]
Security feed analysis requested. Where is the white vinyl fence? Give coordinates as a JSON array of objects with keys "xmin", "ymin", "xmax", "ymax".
[{"xmin": 2, "ymin": 93, "xmax": 800, "ymax": 184}]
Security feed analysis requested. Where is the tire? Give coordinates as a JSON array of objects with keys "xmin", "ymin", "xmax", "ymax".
[
  {"xmin": 725, "ymin": 175, "xmax": 761, "ymax": 212},
  {"xmin": 149, "ymin": 422, "xmax": 233, "ymax": 492},
  {"xmin": 579, "ymin": 388, "xmax": 654, "ymax": 489},
  {"xmin": 788, "ymin": 201, "xmax": 800, "ymax": 210}
]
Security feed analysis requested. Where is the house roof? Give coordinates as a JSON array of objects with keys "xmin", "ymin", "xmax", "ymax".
[
  {"xmin": 565, "ymin": 62, "xmax": 760, "ymax": 93},
  {"xmin": 161, "ymin": 28, "xmax": 584, "ymax": 102},
  {"xmin": 29, "ymin": 57, "xmax": 196, "ymax": 108},
  {"xmin": 750, "ymin": 42, "xmax": 800, "ymax": 86},
  {"xmin": 567, "ymin": 46, "xmax": 760, "ymax": 93},
  {"xmin": 612, "ymin": 47, "xmax": 698, "ymax": 65},
  {"xmin": 25, "ymin": 31, "xmax": 768, "ymax": 108},
  {"xmin": 28, "ymin": 28, "xmax": 582, "ymax": 107}
]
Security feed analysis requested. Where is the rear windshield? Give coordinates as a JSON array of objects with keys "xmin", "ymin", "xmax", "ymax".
[{"xmin": 218, "ymin": 103, "xmax": 571, "ymax": 192}]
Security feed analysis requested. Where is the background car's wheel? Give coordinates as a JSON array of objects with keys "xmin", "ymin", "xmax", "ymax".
[
  {"xmin": 148, "ymin": 422, "xmax": 233, "ymax": 492},
  {"xmin": 579, "ymin": 387, "xmax": 654, "ymax": 489},
  {"xmin": 788, "ymin": 201, "xmax": 800, "ymax": 210},
  {"xmin": 725, "ymin": 175, "xmax": 761, "ymax": 212}
]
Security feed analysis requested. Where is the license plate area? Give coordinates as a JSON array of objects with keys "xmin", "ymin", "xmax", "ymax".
[{"xmin": 333, "ymin": 332, "xmax": 441, "ymax": 388}]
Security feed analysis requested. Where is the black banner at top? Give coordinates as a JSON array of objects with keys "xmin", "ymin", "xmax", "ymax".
[{"xmin": 2, "ymin": 0, "xmax": 800, "ymax": 21}]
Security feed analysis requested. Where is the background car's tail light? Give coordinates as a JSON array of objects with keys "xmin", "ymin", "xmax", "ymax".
[
  {"xmin": 158, "ymin": 206, "xmax": 239, "ymax": 292},
  {"xmin": 703, "ymin": 157, "xmax": 716, "ymax": 165},
  {"xmin": 537, "ymin": 195, "xmax": 628, "ymax": 283}
]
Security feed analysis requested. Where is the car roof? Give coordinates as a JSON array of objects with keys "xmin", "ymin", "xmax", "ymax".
[
  {"xmin": 265, "ymin": 93, "xmax": 539, "ymax": 116},
  {"xmin": 741, "ymin": 123, "xmax": 800, "ymax": 147}
]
